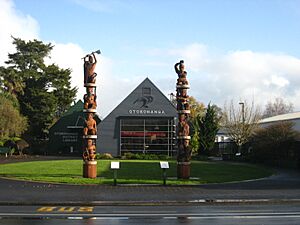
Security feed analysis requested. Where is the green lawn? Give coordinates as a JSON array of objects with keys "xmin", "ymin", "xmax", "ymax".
[{"xmin": 0, "ymin": 160, "xmax": 273, "ymax": 185}]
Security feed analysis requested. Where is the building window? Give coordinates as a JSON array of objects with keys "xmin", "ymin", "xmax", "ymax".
[{"xmin": 120, "ymin": 118, "xmax": 175, "ymax": 156}]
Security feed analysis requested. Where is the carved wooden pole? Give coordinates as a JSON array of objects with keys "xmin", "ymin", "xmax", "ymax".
[
  {"xmin": 175, "ymin": 60, "xmax": 191, "ymax": 179},
  {"xmin": 82, "ymin": 50, "xmax": 100, "ymax": 178}
]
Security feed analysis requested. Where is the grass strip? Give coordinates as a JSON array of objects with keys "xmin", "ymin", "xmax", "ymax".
[{"xmin": 0, "ymin": 160, "xmax": 273, "ymax": 185}]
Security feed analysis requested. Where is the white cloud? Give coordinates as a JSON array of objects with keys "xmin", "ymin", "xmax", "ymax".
[
  {"xmin": 46, "ymin": 44, "xmax": 137, "ymax": 118},
  {"xmin": 0, "ymin": 0, "xmax": 133, "ymax": 118},
  {"xmin": 0, "ymin": 0, "xmax": 39, "ymax": 65},
  {"xmin": 150, "ymin": 44, "xmax": 300, "ymax": 111},
  {"xmin": 2, "ymin": 0, "xmax": 300, "ymax": 118},
  {"xmin": 167, "ymin": 43, "xmax": 210, "ymax": 72}
]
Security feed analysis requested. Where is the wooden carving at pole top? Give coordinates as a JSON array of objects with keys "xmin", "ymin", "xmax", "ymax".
[
  {"xmin": 84, "ymin": 52, "xmax": 97, "ymax": 84},
  {"xmin": 175, "ymin": 60, "xmax": 191, "ymax": 163}
]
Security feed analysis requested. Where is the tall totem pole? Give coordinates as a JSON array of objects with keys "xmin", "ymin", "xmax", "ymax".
[
  {"xmin": 175, "ymin": 60, "xmax": 192, "ymax": 179},
  {"xmin": 82, "ymin": 50, "xmax": 100, "ymax": 178}
]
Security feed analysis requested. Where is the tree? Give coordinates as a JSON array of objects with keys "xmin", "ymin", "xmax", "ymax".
[
  {"xmin": 0, "ymin": 94, "xmax": 27, "ymax": 140},
  {"xmin": 188, "ymin": 96, "xmax": 205, "ymax": 154},
  {"xmin": 197, "ymin": 103, "xmax": 221, "ymax": 155},
  {"xmin": 0, "ymin": 37, "xmax": 77, "ymax": 140},
  {"xmin": 263, "ymin": 97, "xmax": 294, "ymax": 118},
  {"xmin": 223, "ymin": 99, "xmax": 261, "ymax": 153},
  {"xmin": 189, "ymin": 96, "xmax": 205, "ymax": 119}
]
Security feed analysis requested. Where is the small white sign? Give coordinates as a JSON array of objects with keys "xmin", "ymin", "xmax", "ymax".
[
  {"xmin": 111, "ymin": 161, "xmax": 120, "ymax": 169},
  {"xmin": 160, "ymin": 161, "xmax": 169, "ymax": 169}
]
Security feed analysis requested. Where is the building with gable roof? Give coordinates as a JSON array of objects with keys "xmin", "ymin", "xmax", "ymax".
[
  {"xmin": 97, "ymin": 78, "xmax": 177, "ymax": 156},
  {"xmin": 47, "ymin": 100, "xmax": 101, "ymax": 155}
]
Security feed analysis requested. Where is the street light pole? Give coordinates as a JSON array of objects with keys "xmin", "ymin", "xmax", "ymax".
[
  {"xmin": 238, "ymin": 102, "xmax": 245, "ymax": 155},
  {"xmin": 239, "ymin": 102, "xmax": 245, "ymax": 124}
]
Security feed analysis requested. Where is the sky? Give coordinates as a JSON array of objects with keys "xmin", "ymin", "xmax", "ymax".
[{"xmin": 1, "ymin": 0, "xmax": 300, "ymax": 118}]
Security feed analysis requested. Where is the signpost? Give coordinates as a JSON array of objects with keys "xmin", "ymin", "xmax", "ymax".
[
  {"xmin": 160, "ymin": 161, "xmax": 169, "ymax": 185},
  {"xmin": 111, "ymin": 161, "xmax": 120, "ymax": 186}
]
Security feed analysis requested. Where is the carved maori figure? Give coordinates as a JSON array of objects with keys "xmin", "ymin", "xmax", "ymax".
[
  {"xmin": 84, "ymin": 53, "xmax": 97, "ymax": 84},
  {"xmin": 83, "ymin": 139, "xmax": 96, "ymax": 161},
  {"xmin": 177, "ymin": 139, "xmax": 192, "ymax": 162},
  {"xmin": 84, "ymin": 87, "xmax": 97, "ymax": 110},
  {"xmin": 176, "ymin": 88, "xmax": 189, "ymax": 98},
  {"xmin": 174, "ymin": 60, "xmax": 185, "ymax": 76},
  {"xmin": 177, "ymin": 98, "xmax": 190, "ymax": 111},
  {"xmin": 83, "ymin": 113, "xmax": 97, "ymax": 136}
]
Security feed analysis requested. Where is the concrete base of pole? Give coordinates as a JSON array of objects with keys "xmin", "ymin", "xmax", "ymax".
[
  {"xmin": 177, "ymin": 162, "xmax": 191, "ymax": 179},
  {"xmin": 83, "ymin": 160, "xmax": 97, "ymax": 178}
]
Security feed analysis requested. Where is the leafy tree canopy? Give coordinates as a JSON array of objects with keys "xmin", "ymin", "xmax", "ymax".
[{"xmin": 0, "ymin": 37, "xmax": 77, "ymax": 140}]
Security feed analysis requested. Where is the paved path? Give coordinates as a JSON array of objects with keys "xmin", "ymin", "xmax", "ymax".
[{"xmin": 0, "ymin": 168, "xmax": 299, "ymax": 205}]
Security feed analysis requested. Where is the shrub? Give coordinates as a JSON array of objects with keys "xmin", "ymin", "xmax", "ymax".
[
  {"xmin": 95, "ymin": 153, "xmax": 113, "ymax": 159},
  {"xmin": 121, "ymin": 152, "xmax": 172, "ymax": 160},
  {"xmin": 251, "ymin": 121, "xmax": 300, "ymax": 166}
]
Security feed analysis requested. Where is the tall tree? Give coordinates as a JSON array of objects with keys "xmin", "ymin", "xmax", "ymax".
[
  {"xmin": 0, "ymin": 37, "xmax": 77, "ymax": 140},
  {"xmin": 197, "ymin": 103, "xmax": 221, "ymax": 155},
  {"xmin": 263, "ymin": 97, "xmax": 294, "ymax": 118},
  {"xmin": 223, "ymin": 99, "xmax": 261, "ymax": 153}
]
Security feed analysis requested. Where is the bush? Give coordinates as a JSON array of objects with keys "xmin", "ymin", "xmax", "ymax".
[
  {"xmin": 121, "ymin": 152, "xmax": 172, "ymax": 160},
  {"xmin": 251, "ymin": 121, "xmax": 300, "ymax": 167},
  {"xmin": 95, "ymin": 153, "xmax": 113, "ymax": 159}
]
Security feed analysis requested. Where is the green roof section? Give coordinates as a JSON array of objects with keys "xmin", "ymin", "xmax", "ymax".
[
  {"xmin": 47, "ymin": 100, "xmax": 100, "ymax": 155},
  {"xmin": 62, "ymin": 100, "xmax": 84, "ymax": 117}
]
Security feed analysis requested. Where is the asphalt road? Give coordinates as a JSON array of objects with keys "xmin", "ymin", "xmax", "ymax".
[
  {"xmin": 0, "ymin": 168, "xmax": 300, "ymax": 204},
  {"xmin": 0, "ymin": 164, "xmax": 299, "ymax": 224},
  {"xmin": 0, "ymin": 203, "xmax": 300, "ymax": 225}
]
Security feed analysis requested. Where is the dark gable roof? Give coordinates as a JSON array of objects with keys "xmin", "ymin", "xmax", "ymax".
[{"xmin": 103, "ymin": 77, "xmax": 177, "ymax": 119}]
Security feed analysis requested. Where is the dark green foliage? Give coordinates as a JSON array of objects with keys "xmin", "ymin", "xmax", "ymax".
[
  {"xmin": 0, "ymin": 94, "xmax": 27, "ymax": 139},
  {"xmin": 251, "ymin": 121, "xmax": 300, "ymax": 167},
  {"xmin": 95, "ymin": 153, "xmax": 114, "ymax": 159},
  {"xmin": 0, "ymin": 37, "xmax": 77, "ymax": 142},
  {"xmin": 121, "ymin": 152, "xmax": 172, "ymax": 160},
  {"xmin": 197, "ymin": 103, "xmax": 221, "ymax": 155}
]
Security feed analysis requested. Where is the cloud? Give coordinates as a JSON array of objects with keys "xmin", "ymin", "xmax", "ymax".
[
  {"xmin": 2, "ymin": 0, "xmax": 300, "ymax": 118},
  {"xmin": 46, "ymin": 43, "xmax": 138, "ymax": 118},
  {"xmin": 167, "ymin": 43, "xmax": 210, "ymax": 73},
  {"xmin": 149, "ymin": 44, "xmax": 300, "ymax": 111},
  {"xmin": 44, "ymin": 42, "xmax": 85, "ymax": 99},
  {"xmin": 0, "ymin": 0, "xmax": 39, "ymax": 65},
  {"xmin": 0, "ymin": 0, "xmax": 133, "ymax": 118}
]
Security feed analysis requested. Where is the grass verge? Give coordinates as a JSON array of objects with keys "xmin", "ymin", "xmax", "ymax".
[{"xmin": 0, "ymin": 160, "xmax": 273, "ymax": 185}]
